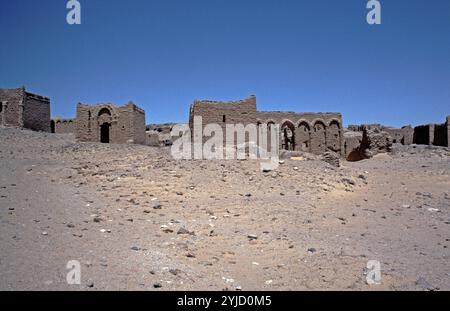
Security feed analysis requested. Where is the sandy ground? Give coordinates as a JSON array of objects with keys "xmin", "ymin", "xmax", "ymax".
[{"xmin": 0, "ymin": 128, "xmax": 449, "ymax": 291}]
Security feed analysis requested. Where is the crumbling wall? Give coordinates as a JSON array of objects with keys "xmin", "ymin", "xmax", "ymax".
[
  {"xmin": 23, "ymin": 92, "xmax": 51, "ymax": 132},
  {"xmin": 344, "ymin": 131, "xmax": 363, "ymax": 161},
  {"xmin": 146, "ymin": 123, "xmax": 177, "ymax": 146},
  {"xmin": 0, "ymin": 87, "xmax": 50, "ymax": 132},
  {"xmin": 383, "ymin": 126, "xmax": 413, "ymax": 145},
  {"xmin": 0, "ymin": 88, "xmax": 23, "ymax": 127},
  {"xmin": 344, "ymin": 127, "xmax": 391, "ymax": 161}
]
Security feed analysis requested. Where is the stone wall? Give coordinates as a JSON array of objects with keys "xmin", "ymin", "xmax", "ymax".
[
  {"xmin": 0, "ymin": 87, "xmax": 50, "ymax": 132},
  {"xmin": 76, "ymin": 101, "xmax": 146, "ymax": 144},
  {"xmin": 188, "ymin": 95, "xmax": 343, "ymax": 156}
]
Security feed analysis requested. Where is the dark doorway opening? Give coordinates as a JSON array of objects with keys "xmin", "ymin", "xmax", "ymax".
[
  {"xmin": 50, "ymin": 120, "xmax": 55, "ymax": 133},
  {"xmin": 100, "ymin": 123, "xmax": 110, "ymax": 143}
]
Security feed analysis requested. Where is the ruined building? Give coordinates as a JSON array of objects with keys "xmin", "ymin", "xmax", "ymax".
[
  {"xmin": 0, "ymin": 87, "xmax": 51, "ymax": 132},
  {"xmin": 189, "ymin": 95, "xmax": 343, "ymax": 156},
  {"xmin": 76, "ymin": 102, "xmax": 146, "ymax": 144}
]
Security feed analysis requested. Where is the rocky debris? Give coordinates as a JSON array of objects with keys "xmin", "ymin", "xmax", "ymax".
[
  {"xmin": 320, "ymin": 151, "xmax": 340, "ymax": 167},
  {"xmin": 86, "ymin": 280, "xmax": 94, "ymax": 288},
  {"xmin": 345, "ymin": 127, "xmax": 393, "ymax": 161},
  {"xmin": 153, "ymin": 282, "xmax": 163, "ymax": 289},
  {"xmin": 177, "ymin": 227, "xmax": 194, "ymax": 235},
  {"xmin": 360, "ymin": 127, "xmax": 392, "ymax": 159}
]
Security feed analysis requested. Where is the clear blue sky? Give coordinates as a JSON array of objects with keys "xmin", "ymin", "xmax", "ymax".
[{"xmin": 1, "ymin": 0, "xmax": 449, "ymax": 126}]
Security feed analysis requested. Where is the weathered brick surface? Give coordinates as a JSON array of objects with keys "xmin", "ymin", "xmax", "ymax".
[
  {"xmin": 75, "ymin": 102, "xmax": 146, "ymax": 144},
  {"xmin": 52, "ymin": 119, "xmax": 75, "ymax": 134},
  {"xmin": 383, "ymin": 126, "xmax": 414, "ymax": 145},
  {"xmin": 0, "ymin": 87, "xmax": 50, "ymax": 132}
]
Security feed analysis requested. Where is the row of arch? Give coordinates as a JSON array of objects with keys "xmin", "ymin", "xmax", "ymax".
[{"xmin": 257, "ymin": 118, "xmax": 342, "ymax": 154}]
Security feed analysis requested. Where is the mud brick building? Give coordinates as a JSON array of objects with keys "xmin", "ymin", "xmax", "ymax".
[
  {"xmin": 51, "ymin": 118, "xmax": 75, "ymax": 134},
  {"xmin": 76, "ymin": 102, "xmax": 146, "ymax": 144},
  {"xmin": 189, "ymin": 95, "xmax": 343, "ymax": 156},
  {"xmin": 413, "ymin": 117, "xmax": 450, "ymax": 147},
  {"xmin": 0, "ymin": 87, "xmax": 50, "ymax": 132}
]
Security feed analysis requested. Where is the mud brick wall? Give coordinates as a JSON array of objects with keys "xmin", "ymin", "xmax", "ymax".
[
  {"xmin": 0, "ymin": 88, "xmax": 50, "ymax": 132},
  {"xmin": 0, "ymin": 88, "xmax": 23, "ymax": 127},
  {"xmin": 23, "ymin": 92, "xmax": 51, "ymax": 132},
  {"xmin": 383, "ymin": 126, "xmax": 413, "ymax": 145},
  {"xmin": 432, "ymin": 123, "xmax": 447, "ymax": 147}
]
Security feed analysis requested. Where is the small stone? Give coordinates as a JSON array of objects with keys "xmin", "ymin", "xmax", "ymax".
[
  {"xmin": 177, "ymin": 228, "xmax": 191, "ymax": 235},
  {"xmin": 186, "ymin": 252, "xmax": 196, "ymax": 258},
  {"xmin": 86, "ymin": 280, "xmax": 94, "ymax": 288},
  {"xmin": 131, "ymin": 246, "xmax": 140, "ymax": 251},
  {"xmin": 169, "ymin": 269, "xmax": 181, "ymax": 276},
  {"xmin": 247, "ymin": 234, "xmax": 258, "ymax": 240},
  {"xmin": 307, "ymin": 248, "xmax": 317, "ymax": 253},
  {"xmin": 153, "ymin": 282, "xmax": 162, "ymax": 288},
  {"xmin": 41, "ymin": 231, "xmax": 48, "ymax": 236}
]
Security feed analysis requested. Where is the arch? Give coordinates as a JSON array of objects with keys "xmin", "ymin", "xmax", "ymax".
[
  {"xmin": 281, "ymin": 120, "xmax": 295, "ymax": 151},
  {"xmin": 295, "ymin": 120, "xmax": 311, "ymax": 152},
  {"xmin": 311, "ymin": 119, "xmax": 327, "ymax": 154},
  {"xmin": 327, "ymin": 118, "xmax": 341, "ymax": 128},
  {"xmin": 326, "ymin": 119, "xmax": 341, "ymax": 153},
  {"xmin": 98, "ymin": 107, "xmax": 112, "ymax": 117}
]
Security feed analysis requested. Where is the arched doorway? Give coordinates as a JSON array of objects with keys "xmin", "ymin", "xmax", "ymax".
[
  {"xmin": 296, "ymin": 121, "xmax": 311, "ymax": 152},
  {"xmin": 326, "ymin": 120, "xmax": 341, "ymax": 153},
  {"xmin": 50, "ymin": 120, "xmax": 55, "ymax": 133},
  {"xmin": 281, "ymin": 121, "xmax": 295, "ymax": 151},
  {"xmin": 100, "ymin": 123, "xmax": 110, "ymax": 143},
  {"xmin": 98, "ymin": 108, "xmax": 112, "ymax": 143},
  {"xmin": 311, "ymin": 120, "xmax": 327, "ymax": 154}
]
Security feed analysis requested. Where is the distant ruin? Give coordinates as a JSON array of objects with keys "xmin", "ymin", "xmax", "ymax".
[
  {"xmin": 189, "ymin": 95, "xmax": 344, "ymax": 156},
  {"xmin": 75, "ymin": 102, "xmax": 146, "ymax": 144},
  {"xmin": 146, "ymin": 123, "xmax": 177, "ymax": 147},
  {"xmin": 51, "ymin": 118, "xmax": 75, "ymax": 134},
  {"xmin": 0, "ymin": 87, "xmax": 50, "ymax": 132},
  {"xmin": 2, "ymin": 86, "xmax": 449, "ymax": 158}
]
